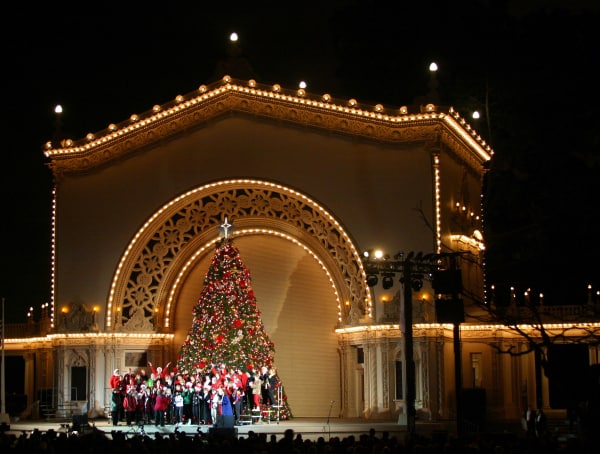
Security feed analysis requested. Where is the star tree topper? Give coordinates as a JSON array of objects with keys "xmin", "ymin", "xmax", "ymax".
[{"xmin": 218, "ymin": 216, "xmax": 234, "ymax": 239}]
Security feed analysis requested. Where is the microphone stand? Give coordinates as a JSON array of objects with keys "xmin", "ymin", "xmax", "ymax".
[{"xmin": 325, "ymin": 400, "xmax": 334, "ymax": 439}]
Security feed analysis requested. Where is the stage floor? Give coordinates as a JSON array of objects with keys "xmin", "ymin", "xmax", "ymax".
[{"xmin": 2, "ymin": 417, "xmax": 452, "ymax": 441}]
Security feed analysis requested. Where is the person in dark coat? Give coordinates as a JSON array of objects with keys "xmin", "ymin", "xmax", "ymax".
[
  {"xmin": 524, "ymin": 406, "xmax": 535, "ymax": 437},
  {"xmin": 110, "ymin": 390, "xmax": 120, "ymax": 426},
  {"xmin": 201, "ymin": 385, "xmax": 212, "ymax": 424},
  {"xmin": 232, "ymin": 386, "xmax": 244, "ymax": 425},
  {"xmin": 266, "ymin": 368, "xmax": 279, "ymax": 406},
  {"xmin": 535, "ymin": 408, "xmax": 547, "ymax": 438},
  {"xmin": 192, "ymin": 384, "xmax": 203, "ymax": 425}
]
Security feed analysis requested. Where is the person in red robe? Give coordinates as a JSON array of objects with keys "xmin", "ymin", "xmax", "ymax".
[{"xmin": 148, "ymin": 361, "xmax": 171, "ymax": 380}]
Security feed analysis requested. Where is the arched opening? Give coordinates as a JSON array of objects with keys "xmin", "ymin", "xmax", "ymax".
[
  {"xmin": 107, "ymin": 179, "xmax": 370, "ymax": 416},
  {"xmin": 107, "ymin": 179, "xmax": 370, "ymax": 332}
]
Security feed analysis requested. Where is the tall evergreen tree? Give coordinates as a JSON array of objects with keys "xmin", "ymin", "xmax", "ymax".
[{"xmin": 176, "ymin": 218, "xmax": 292, "ymax": 420}]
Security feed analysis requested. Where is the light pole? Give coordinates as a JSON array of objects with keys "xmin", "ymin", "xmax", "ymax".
[
  {"xmin": 402, "ymin": 259, "xmax": 417, "ymax": 434},
  {"xmin": 428, "ymin": 62, "xmax": 439, "ymax": 104},
  {"xmin": 432, "ymin": 254, "xmax": 464, "ymax": 437},
  {"xmin": 1, "ymin": 298, "xmax": 10, "ymax": 428},
  {"xmin": 52, "ymin": 104, "xmax": 64, "ymax": 149}
]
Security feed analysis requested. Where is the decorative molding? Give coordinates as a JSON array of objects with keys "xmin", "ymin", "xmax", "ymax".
[
  {"xmin": 108, "ymin": 180, "xmax": 369, "ymax": 331},
  {"xmin": 45, "ymin": 80, "xmax": 491, "ymax": 179}
]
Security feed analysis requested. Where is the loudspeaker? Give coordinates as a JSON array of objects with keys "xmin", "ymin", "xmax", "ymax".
[
  {"xmin": 72, "ymin": 414, "xmax": 88, "ymax": 431},
  {"xmin": 216, "ymin": 414, "xmax": 234, "ymax": 428},
  {"xmin": 209, "ymin": 427, "xmax": 238, "ymax": 438},
  {"xmin": 435, "ymin": 298, "xmax": 465, "ymax": 324},
  {"xmin": 432, "ymin": 269, "xmax": 462, "ymax": 295}
]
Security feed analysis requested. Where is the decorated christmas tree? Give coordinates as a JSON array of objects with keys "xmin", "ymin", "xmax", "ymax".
[{"xmin": 176, "ymin": 217, "xmax": 292, "ymax": 420}]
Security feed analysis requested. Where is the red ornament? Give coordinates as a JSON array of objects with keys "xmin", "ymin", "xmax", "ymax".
[
  {"xmin": 216, "ymin": 334, "xmax": 224, "ymax": 344},
  {"xmin": 234, "ymin": 319, "xmax": 243, "ymax": 328}
]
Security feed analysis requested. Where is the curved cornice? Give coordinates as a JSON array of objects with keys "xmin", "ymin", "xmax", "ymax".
[{"xmin": 44, "ymin": 76, "xmax": 493, "ymax": 178}]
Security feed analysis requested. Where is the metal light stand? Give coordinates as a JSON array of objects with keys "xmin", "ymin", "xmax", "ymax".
[
  {"xmin": 126, "ymin": 421, "xmax": 146, "ymax": 437},
  {"xmin": 275, "ymin": 384, "xmax": 282, "ymax": 424},
  {"xmin": 363, "ymin": 253, "xmax": 428, "ymax": 435},
  {"xmin": 362, "ymin": 251, "xmax": 464, "ymax": 436},
  {"xmin": 325, "ymin": 399, "xmax": 335, "ymax": 440}
]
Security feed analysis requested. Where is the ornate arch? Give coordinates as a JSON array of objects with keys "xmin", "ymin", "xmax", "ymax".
[{"xmin": 106, "ymin": 179, "xmax": 371, "ymax": 331}]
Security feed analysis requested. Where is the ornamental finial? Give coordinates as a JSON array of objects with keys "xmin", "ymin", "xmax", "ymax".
[{"xmin": 219, "ymin": 216, "xmax": 233, "ymax": 239}]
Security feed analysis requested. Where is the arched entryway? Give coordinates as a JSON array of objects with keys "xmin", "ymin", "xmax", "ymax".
[{"xmin": 105, "ymin": 179, "xmax": 370, "ymax": 416}]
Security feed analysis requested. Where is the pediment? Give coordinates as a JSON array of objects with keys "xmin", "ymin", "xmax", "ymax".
[{"xmin": 44, "ymin": 76, "xmax": 492, "ymax": 178}]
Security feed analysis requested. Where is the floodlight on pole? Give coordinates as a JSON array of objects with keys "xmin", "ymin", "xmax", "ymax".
[
  {"xmin": 366, "ymin": 275, "xmax": 379, "ymax": 287},
  {"xmin": 428, "ymin": 62, "xmax": 440, "ymax": 104},
  {"xmin": 382, "ymin": 274, "xmax": 395, "ymax": 290},
  {"xmin": 53, "ymin": 105, "xmax": 64, "ymax": 147}
]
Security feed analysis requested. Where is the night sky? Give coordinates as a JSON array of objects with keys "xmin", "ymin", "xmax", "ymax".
[{"xmin": 1, "ymin": 2, "xmax": 598, "ymax": 323}]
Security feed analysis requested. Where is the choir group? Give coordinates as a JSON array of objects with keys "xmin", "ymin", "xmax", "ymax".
[{"xmin": 109, "ymin": 362, "xmax": 279, "ymax": 427}]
